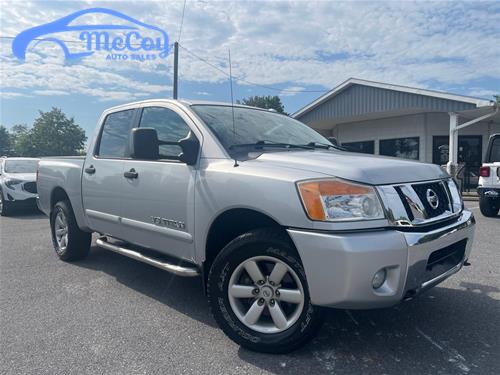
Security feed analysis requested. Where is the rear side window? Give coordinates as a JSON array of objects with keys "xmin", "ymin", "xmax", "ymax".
[
  {"xmin": 139, "ymin": 107, "xmax": 191, "ymax": 159},
  {"xmin": 488, "ymin": 137, "xmax": 500, "ymax": 162},
  {"xmin": 97, "ymin": 109, "xmax": 135, "ymax": 158}
]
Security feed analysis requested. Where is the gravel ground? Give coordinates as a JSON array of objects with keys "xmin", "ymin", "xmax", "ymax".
[{"xmin": 1, "ymin": 202, "xmax": 498, "ymax": 374}]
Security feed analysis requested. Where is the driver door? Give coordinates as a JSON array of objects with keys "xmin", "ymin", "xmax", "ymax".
[{"xmin": 119, "ymin": 105, "xmax": 199, "ymax": 262}]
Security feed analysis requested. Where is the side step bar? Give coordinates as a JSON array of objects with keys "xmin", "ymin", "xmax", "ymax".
[{"xmin": 96, "ymin": 238, "xmax": 199, "ymax": 277}]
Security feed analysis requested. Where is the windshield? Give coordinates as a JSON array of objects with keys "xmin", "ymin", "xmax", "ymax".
[
  {"xmin": 4, "ymin": 160, "xmax": 38, "ymax": 173},
  {"xmin": 191, "ymin": 105, "xmax": 330, "ymax": 155}
]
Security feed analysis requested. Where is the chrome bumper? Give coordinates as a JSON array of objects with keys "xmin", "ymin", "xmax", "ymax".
[{"xmin": 287, "ymin": 210, "xmax": 475, "ymax": 309}]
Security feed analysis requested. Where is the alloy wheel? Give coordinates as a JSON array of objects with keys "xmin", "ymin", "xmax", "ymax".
[
  {"xmin": 227, "ymin": 255, "xmax": 305, "ymax": 334},
  {"xmin": 54, "ymin": 210, "xmax": 69, "ymax": 253}
]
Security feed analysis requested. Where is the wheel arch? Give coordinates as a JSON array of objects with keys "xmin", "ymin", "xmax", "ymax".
[
  {"xmin": 203, "ymin": 207, "xmax": 291, "ymax": 288},
  {"xmin": 50, "ymin": 186, "xmax": 70, "ymax": 210}
]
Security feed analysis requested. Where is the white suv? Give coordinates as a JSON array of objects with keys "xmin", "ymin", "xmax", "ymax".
[
  {"xmin": 478, "ymin": 134, "xmax": 500, "ymax": 217},
  {"xmin": 0, "ymin": 157, "xmax": 40, "ymax": 216}
]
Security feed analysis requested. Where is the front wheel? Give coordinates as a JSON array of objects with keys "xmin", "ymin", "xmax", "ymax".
[
  {"xmin": 479, "ymin": 197, "xmax": 499, "ymax": 217},
  {"xmin": 50, "ymin": 200, "xmax": 92, "ymax": 261},
  {"xmin": 207, "ymin": 228, "xmax": 324, "ymax": 353},
  {"xmin": 0, "ymin": 189, "xmax": 14, "ymax": 216}
]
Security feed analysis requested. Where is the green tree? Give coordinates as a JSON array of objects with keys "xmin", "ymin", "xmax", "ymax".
[
  {"xmin": 0, "ymin": 125, "xmax": 11, "ymax": 156},
  {"xmin": 15, "ymin": 108, "xmax": 87, "ymax": 157},
  {"xmin": 237, "ymin": 95, "xmax": 287, "ymax": 114},
  {"xmin": 9, "ymin": 124, "xmax": 31, "ymax": 156},
  {"xmin": 494, "ymin": 95, "xmax": 500, "ymax": 104}
]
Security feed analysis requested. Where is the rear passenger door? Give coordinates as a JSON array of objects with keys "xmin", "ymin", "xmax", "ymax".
[
  {"xmin": 82, "ymin": 109, "xmax": 136, "ymax": 238},
  {"xmin": 119, "ymin": 105, "xmax": 199, "ymax": 261}
]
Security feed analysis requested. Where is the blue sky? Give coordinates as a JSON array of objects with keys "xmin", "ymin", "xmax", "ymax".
[{"xmin": 1, "ymin": 0, "xmax": 499, "ymax": 138}]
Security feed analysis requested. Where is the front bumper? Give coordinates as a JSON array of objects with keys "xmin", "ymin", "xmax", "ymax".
[
  {"xmin": 1, "ymin": 184, "xmax": 38, "ymax": 205},
  {"xmin": 287, "ymin": 210, "xmax": 475, "ymax": 309},
  {"xmin": 478, "ymin": 187, "xmax": 500, "ymax": 201}
]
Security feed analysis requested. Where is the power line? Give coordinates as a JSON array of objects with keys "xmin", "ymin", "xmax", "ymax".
[
  {"xmin": 177, "ymin": 0, "xmax": 187, "ymax": 42},
  {"xmin": 178, "ymin": 43, "xmax": 328, "ymax": 93}
]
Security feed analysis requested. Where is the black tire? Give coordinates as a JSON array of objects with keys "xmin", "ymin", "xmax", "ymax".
[
  {"xmin": 479, "ymin": 197, "xmax": 499, "ymax": 217},
  {"xmin": 0, "ymin": 188, "xmax": 13, "ymax": 216},
  {"xmin": 50, "ymin": 200, "xmax": 91, "ymax": 261},
  {"xmin": 207, "ymin": 228, "xmax": 324, "ymax": 354}
]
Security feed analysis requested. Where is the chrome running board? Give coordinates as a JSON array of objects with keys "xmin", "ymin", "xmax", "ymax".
[{"xmin": 96, "ymin": 237, "xmax": 199, "ymax": 277}]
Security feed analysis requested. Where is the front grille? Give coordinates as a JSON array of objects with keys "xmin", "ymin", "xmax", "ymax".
[
  {"xmin": 423, "ymin": 239, "xmax": 466, "ymax": 283},
  {"xmin": 377, "ymin": 179, "xmax": 461, "ymax": 227},
  {"xmin": 412, "ymin": 182, "xmax": 449, "ymax": 218},
  {"xmin": 23, "ymin": 182, "xmax": 37, "ymax": 194}
]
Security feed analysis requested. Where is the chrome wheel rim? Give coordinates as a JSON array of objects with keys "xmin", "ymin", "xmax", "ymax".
[
  {"xmin": 0, "ymin": 194, "xmax": 3, "ymax": 212},
  {"xmin": 228, "ymin": 255, "xmax": 305, "ymax": 334},
  {"xmin": 54, "ymin": 210, "xmax": 68, "ymax": 252}
]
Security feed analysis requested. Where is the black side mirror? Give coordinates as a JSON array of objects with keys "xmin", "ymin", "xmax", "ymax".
[
  {"xmin": 327, "ymin": 137, "xmax": 339, "ymax": 146},
  {"xmin": 129, "ymin": 127, "xmax": 159, "ymax": 160},
  {"xmin": 179, "ymin": 131, "xmax": 200, "ymax": 165}
]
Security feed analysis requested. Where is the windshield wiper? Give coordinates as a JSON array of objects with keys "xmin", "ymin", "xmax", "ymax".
[
  {"xmin": 229, "ymin": 140, "xmax": 314, "ymax": 150},
  {"xmin": 305, "ymin": 141, "xmax": 346, "ymax": 151}
]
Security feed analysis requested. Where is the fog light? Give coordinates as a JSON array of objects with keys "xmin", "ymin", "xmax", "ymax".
[{"xmin": 372, "ymin": 269, "xmax": 387, "ymax": 289}]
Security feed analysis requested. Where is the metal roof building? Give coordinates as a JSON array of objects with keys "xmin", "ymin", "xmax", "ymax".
[{"xmin": 293, "ymin": 78, "xmax": 500, "ymax": 189}]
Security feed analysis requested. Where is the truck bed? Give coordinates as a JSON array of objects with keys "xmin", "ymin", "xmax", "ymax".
[{"xmin": 37, "ymin": 157, "xmax": 88, "ymax": 230}]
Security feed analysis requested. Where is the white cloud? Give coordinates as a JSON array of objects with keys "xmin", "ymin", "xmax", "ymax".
[
  {"xmin": 0, "ymin": 0, "xmax": 499, "ymax": 102},
  {"xmin": 0, "ymin": 92, "xmax": 29, "ymax": 99},
  {"xmin": 468, "ymin": 89, "xmax": 498, "ymax": 98},
  {"xmin": 32, "ymin": 89, "xmax": 70, "ymax": 96}
]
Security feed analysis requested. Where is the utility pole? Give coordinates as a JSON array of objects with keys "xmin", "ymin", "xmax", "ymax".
[{"xmin": 173, "ymin": 41, "xmax": 179, "ymax": 99}]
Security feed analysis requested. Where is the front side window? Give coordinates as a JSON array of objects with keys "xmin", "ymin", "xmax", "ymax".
[
  {"xmin": 380, "ymin": 137, "xmax": 420, "ymax": 160},
  {"xmin": 191, "ymin": 105, "xmax": 329, "ymax": 156},
  {"xmin": 97, "ymin": 109, "xmax": 135, "ymax": 158},
  {"xmin": 139, "ymin": 107, "xmax": 191, "ymax": 159}
]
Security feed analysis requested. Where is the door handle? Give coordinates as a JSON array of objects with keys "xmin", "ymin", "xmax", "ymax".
[
  {"xmin": 84, "ymin": 165, "xmax": 96, "ymax": 174},
  {"xmin": 124, "ymin": 168, "xmax": 138, "ymax": 179}
]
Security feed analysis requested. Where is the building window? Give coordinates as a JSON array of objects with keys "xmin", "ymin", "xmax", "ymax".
[
  {"xmin": 432, "ymin": 136, "xmax": 449, "ymax": 165},
  {"xmin": 342, "ymin": 140, "xmax": 375, "ymax": 154},
  {"xmin": 379, "ymin": 137, "xmax": 419, "ymax": 160}
]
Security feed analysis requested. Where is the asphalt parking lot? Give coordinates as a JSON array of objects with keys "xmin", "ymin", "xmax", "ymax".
[{"xmin": 1, "ymin": 202, "xmax": 498, "ymax": 375}]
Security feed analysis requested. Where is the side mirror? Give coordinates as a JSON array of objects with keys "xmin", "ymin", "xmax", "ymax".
[
  {"xmin": 327, "ymin": 137, "xmax": 339, "ymax": 146},
  {"xmin": 129, "ymin": 127, "xmax": 159, "ymax": 160},
  {"xmin": 179, "ymin": 131, "xmax": 200, "ymax": 165}
]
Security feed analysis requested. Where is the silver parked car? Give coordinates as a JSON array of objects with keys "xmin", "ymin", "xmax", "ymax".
[
  {"xmin": 0, "ymin": 157, "xmax": 40, "ymax": 216},
  {"xmin": 37, "ymin": 100, "xmax": 475, "ymax": 353}
]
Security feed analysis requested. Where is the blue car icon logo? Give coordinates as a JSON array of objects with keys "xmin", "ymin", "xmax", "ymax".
[{"xmin": 12, "ymin": 8, "xmax": 170, "ymax": 61}]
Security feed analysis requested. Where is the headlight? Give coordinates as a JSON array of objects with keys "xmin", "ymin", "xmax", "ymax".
[
  {"xmin": 297, "ymin": 179, "xmax": 385, "ymax": 222},
  {"xmin": 4, "ymin": 178, "xmax": 23, "ymax": 189}
]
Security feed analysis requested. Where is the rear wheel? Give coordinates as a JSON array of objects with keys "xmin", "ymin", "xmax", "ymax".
[
  {"xmin": 50, "ymin": 200, "xmax": 91, "ymax": 261},
  {"xmin": 479, "ymin": 197, "xmax": 500, "ymax": 217},
  {"xmin": 207, "ymin": 228, "xmax": 324, "ymax": 353}
]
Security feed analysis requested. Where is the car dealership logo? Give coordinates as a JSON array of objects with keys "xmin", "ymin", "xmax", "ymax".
[{"xmin": 12, "ymin": 8, "xmax": 170, "ymax": 62}]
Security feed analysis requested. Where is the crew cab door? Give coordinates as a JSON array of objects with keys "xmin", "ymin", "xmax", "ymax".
[
  {"xmin": 82, "ymin": 109, "xmax": 137, "ymax": 238},
  {"xmin": 119, "ymin": 105, "xmax": 200, "ymax": 261}
]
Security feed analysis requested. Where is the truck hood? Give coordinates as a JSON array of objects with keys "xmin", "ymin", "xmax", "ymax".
[{"xmin": 251, "ymin": 150, "xmax": 448, "ymax": 185}]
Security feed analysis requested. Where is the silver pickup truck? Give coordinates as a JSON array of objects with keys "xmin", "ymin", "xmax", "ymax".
[{"xmin": 37, "ymin": 99, "xmax": 475, "ymax": 353}]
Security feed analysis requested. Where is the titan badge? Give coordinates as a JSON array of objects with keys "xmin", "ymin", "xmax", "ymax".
[{"xmin": 151, "ymin": 216, "xmax": 186, "ymax": 230}]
